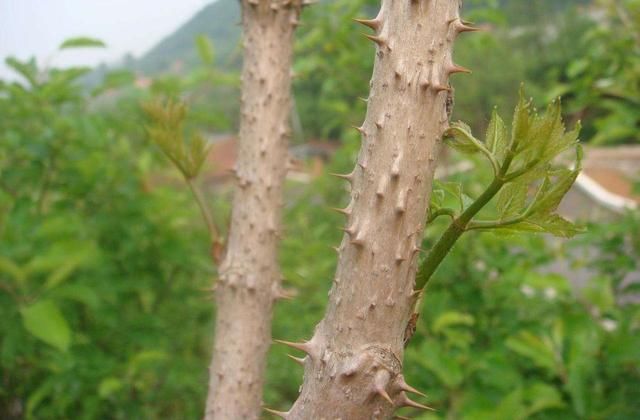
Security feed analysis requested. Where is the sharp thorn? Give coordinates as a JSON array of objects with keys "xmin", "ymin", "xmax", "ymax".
[
  {"xmin": 353, "ymin": 18, "xmax": 380, "ymax": 31},
  {"xmin": 340, "ymin": 226, "xmax": 356, "ymax": 237},
  {"xmin": 263, "ymin": 407, "xmax": 289, "ymax": 418},
  {"xmin": 287, "ymin": 354, "xmax": 305, "ymax": 366},
  {"xmin": 451, "ymin": 17, "xmax": 481, "ymax": 33},
  {"xmin": 329, "ymin": 172, "xmax": 354, "ymax": 182},
  {"xmin": 396, "ymin": 375, "xmax": 426, "ymax": 397},
  {"xmin": 274, "ymin": 288, "xmax": 297, "ymax": 300},
  {"xmin": 433, "ymin": 84, "xmax": 452, "ymax": 93},
  {"xmin": 273, "ymin": 339, "xmax": 313, "ymax": 357},
  {"xmin": 448, "ymin": 64, "xmax": 472, "ymax": 75},
  {"xmin": 329, "ymin": 207, "xmax": 351, "ymax": 216},
  {"xmin": 351, "ymin": 125, "xmax": 366, "ymax": 135},
  {"xmin": 399, "ymin": 393, "xmax": 435, "ymax": 411},
  {"xmin": 364, "ymin": 34, "xmax": 386, "ymax": 47},
  {"xmin": 374, "ymin": 369, "xmax": 393, "ymax": 405},
  {"xmin": 377, "ymin": 388, "xmax": 394, "ymax": 405},
  {"xmin": 350, "ymin": 239, "xmax": 365, "ymax": 247}
]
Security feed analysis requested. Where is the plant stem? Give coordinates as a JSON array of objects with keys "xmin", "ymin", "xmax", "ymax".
[
  {"xmin": 185, "ymin": 177, "xmax": 220, "ymax": 250},
  {"xmin": 415, "ymin": 178, "xmax": 503, "ymax": 290}
]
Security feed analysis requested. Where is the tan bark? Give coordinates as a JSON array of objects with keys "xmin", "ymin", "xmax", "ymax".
[
  {"xmin": 282, "ymin": 1, "xmax": 469, "ymax": 418},
  {"xmin": 204, "ymin": 1, "xmax": 302, "ymax": 418}
]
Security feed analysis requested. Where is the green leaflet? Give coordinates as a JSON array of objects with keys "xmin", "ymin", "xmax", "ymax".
[
  {"xmin": 496, "ymin": 181, "xmax": 528, "ymax": 220},
  {"xmin": 143, "ymin": 100, "xmax": 211, "ymax": 180},
  {"xmin": 20, "ymin": 300, "xmax": 71, "ymax": 352},
  {"xmin": 494, "ymin": 214, "xmax": 584, "ymax": 238},
  {"xmin": 486, "ymin": 107, "xmax": 508, "ymax": 158},
  {"xmin": 511, "ymin": 86, "xmax": 532, "ymax": 151},
  {"xmin": 417, "ymin": 87, "xmax": 584, "ymax": 291},
  {"xmin": 445, "ymin": 121, "xmax": 483, "ymax": 155}
]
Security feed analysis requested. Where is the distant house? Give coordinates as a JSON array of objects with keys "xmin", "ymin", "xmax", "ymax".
[{"xmin": 559, "ymin": 146, "xmax": 639, "ymax": 221}]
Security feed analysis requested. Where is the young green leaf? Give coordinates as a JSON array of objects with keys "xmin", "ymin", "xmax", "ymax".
[
  {"xmin": 143, "ymin": 100, "xmax": 210, "ymax": 180},
  {"xmin": 417, "ymin": 87, "xmax": 584, "ymax": 292},
  {"xmin": 445, "ymin": 121, "xmax": 483, "ymax": 155},
  {"xmin": 486, "ymin": 107, "xmax": 508, "ymax": 158},
  {"xmin": 496, "ymin": 180, "xmax": 528, "ymax": 219},
  {"xmin": 21, "ymin": 300, "xmax": 71, "ymax": 351},
  {"xmin": 511, "ymin": 86, "xmax": 532, "ymax": 151},
  {"xmin": 59, "ymin": 37, "xmax": 106, "ymax": 50}
]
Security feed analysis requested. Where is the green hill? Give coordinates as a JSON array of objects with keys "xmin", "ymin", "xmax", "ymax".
[{"xmin": 136, "ymin": 0, "xmax": 241, "ymax": 74}]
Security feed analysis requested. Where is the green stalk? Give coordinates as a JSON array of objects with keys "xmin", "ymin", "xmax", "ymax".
[
  {"xmin": 186, "ymin": 177, "xmax": 220, "ymax": 249},
  {"xmin": 415, "ymin": 178, "xmax": 503, "ymax": 290}
]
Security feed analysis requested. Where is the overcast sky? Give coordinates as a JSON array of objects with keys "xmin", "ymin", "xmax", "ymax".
[{"xmin": 0, "ymin": 0, "xmax": 214, "ymax": 79}]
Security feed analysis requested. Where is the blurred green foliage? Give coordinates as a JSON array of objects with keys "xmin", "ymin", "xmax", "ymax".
[
  {"xmin": 0, "ymin": 47, "xmax": 215, "ymax": 418},
  {"xmin": 1, "ymin": 0, "xmax": 640, "ymax": 419}
]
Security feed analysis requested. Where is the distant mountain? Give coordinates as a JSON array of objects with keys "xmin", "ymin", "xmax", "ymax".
[{"xmin": 136, "ymin": 0, "xmax": 241, "ymax": 74}]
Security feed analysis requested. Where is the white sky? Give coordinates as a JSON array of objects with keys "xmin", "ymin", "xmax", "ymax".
[{"xmin": 0, "ymin": 0, "xmax": 214, "ymax": 79}]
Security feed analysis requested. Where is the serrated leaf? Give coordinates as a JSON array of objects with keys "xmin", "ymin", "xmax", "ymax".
[
  {"xmin": 20, "ymin": 300, "xmax": 71, "ymax": 351},
  {"xmin": 143, "ymin": 100, "xmax": 208, "ymax": 179},
  {"xmin": 497, "ymin": 214, "xmax": 584, "ymax": 238},
  {"xmin": 496, "ymin": 180, "xmax": 528, "ymax": 219},
  {"xmin": 511, "ymin": 86, "xmax": 532, "ymax": 150},
  {"xmin": 187, "ymin": 133, "xmax": 210, "ymax": 178},
  {"xmin": 59, "ymin": 37, "xmax": 106, "ymax": 50},
  {"xmin": 530, "ymin": 167, "xmax": 579, "ymax": 215},
  {"xmin": 521, "ymin": 99, "xmax": 563, "ymax": 158},
  {"xmin": 445, "ymin": 121, "xmax": 483, "ymax": 155},
  {"xmin": 486, "ymin": 108, "xmax": 508, "ymax": 157}
]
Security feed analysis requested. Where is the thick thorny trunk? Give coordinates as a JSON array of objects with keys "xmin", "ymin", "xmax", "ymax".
[
  {"xmin": 284, "ymin": 1, "xmax": 468, "ymax": 418},
  {"xmin": 205, "ymin": 1, "xmax": 301, "ymax": 418}
]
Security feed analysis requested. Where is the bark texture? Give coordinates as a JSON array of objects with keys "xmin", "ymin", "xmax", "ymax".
[
  {"xmin": 283, "ymin": 1, "xmax": 467, "ymax": 418},
  {"xmin": 205, "ymin": 1, "xmax": 301, "ymax": 418}
]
